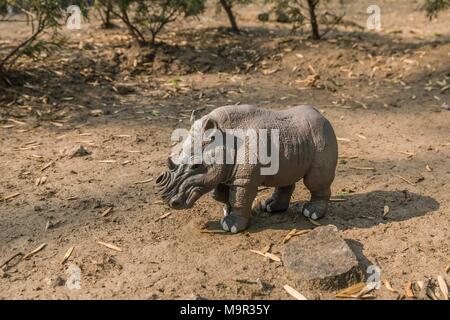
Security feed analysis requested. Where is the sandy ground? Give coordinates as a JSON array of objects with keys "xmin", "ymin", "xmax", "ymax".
[{"xmin": 0, "ymin": 0, "xmax": 449, "ymax": 299}]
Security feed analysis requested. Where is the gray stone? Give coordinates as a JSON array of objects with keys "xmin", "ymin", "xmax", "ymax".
[
  {"xmin": 283, "ymin": 225, "xmax": 363, "ymax": 290},
  {"xmin": 68, "ymin": 145, "xmax": 91, "ymax": 158}
]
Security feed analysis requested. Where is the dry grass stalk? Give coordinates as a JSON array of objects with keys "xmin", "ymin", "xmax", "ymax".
[
  {"xmin": 61, "ymin": 247, "xmax": 74, "ymax": 264},
  {"xmin": 23, "ymin": 243, "xmax": 47, "ymax": 260},
  {"xmin": 283, "ymin": 285, "xmax": 308, "ymax": 300},
  {"xmin": 155, "ymin": 212, "xmax": 172, "ymax": 222},
  {"xmin": 97, "ymin": 241, "xmax": 122, "ymax": 252},
  {"xmin": 101, "ymin": 207, "xmax": 113, "ymax": 217}
]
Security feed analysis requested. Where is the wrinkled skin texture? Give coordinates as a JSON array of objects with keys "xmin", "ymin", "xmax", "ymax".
[{"xmin": 156, "ymin": 104, "xmax": 338, "ymax": 233}]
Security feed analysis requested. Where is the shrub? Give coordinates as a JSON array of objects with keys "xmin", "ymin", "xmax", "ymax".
[
  {"xmin": 103, "ymin": 0, "xmax": 206, "ymax": 46},
  {"xmin": 270, "ymin": 0, "xmax": 321, "ymax": 39},
  {"xmin": 0, "ymin": 0, "xmax": 85, "ymax": 73},
  {"xmin": 423, "ymin": 0, "xmax": 450, "ymax": 19}
]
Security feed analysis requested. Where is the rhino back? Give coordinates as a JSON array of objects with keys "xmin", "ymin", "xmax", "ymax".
[
  {"xmin": 209, "ymin": 104, "xmax": 332, "ymax": 151},
  {"xmin": 208, "ymin": 105, "xmax": 336, "ymax": 186}
]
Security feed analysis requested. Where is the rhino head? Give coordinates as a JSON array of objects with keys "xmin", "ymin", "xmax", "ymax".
[{"xmin": 155, "ymin": 116, "xmax": 230, "ymax": 209}]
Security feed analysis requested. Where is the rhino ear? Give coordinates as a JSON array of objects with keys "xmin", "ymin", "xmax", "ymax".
[
  {"xmin": 201, "ymin": 116, "xmax": 219, "ymax": 133},
  {"xmin": 190, "ymin": 109, "xmax": 197, "ymax": 124},
  {"xmin": 201, "ymin": 117, "xmax": 222, "ymax": 143},
  {"xmin": 167, "ymin": 157, "xmax": 176, "ymax": 170}
]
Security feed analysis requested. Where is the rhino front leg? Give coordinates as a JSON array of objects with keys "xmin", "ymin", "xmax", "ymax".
[
  {"xmin": 220, "ymin": 185, "xmax": 257, "ymax": 233},
  {"xmin": 259, "ymin": 184, "xmax": 295, "ymax": 213},
  {"xmin": 212, "ymin": 184, "xmax": 231, "ymax": 216}
]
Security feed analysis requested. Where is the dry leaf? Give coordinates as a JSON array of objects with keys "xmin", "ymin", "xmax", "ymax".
[
  {"xmin": 101, "ymin": 207, "xmax": 113, "ymax": 217},
  {"xmin": 396, "ymin": 293, "xmax": 406, "ymax": 300},
  {"xmin": 260, "ymin": 243, "xmax": 272, "ymax": 254},
  {"xmin": 98, "ymin": 160, "xmax": 117, "ymax": 163},
  {"xmin": 359, "ymin": 294, "xmax": 377, "ymax": 299},
  {"xmin": 61, "ymin": 246, "xmax": 74, "ymax": 264},
  {"xmin": 356, "ymin": 134, "xmax": 367, "ymax": 140},
  {"xmin": 426, "ymin": 164, "xmax": 433, "ymax": 172},
  {"xmin": 395, "ymin": 174, "xmax": 416, "ymax": 186},
  {"xmin": 329, "ymin": 198, "xmax": 347, "ymax": 202},
  {"xmin": 1, "ymin": 192, "xmax": 20, "ymax": 202},
  {"xmin": 336, "ymin": 282, "xmax": 366, "ymax": 298},
  {"xmin": 8, "ymin": 118, "xmax": 26, "ymax": 125},
  {"xmin": 384, "ymin": 280, "xmax": 398, "ymax": 293},
  {"xmin": 262, "ymin": 68, "xmax": 280, "ymax": 75},
  {"xmin": 283, "ymin": 229, "xmax": 310, "ymax": 243},
  {"xmin": 356, "ymin": 282, "xmax": 377, "ymax": 298},
  {"xmin": 134, "ymin": 178, "xmax": 154, "ymax": 185},
  {"xmin": 337, "ymin": 137, "xmax": 351, "ymax": 142},
  {"xmin": 416, "ymin": 280, "xmax": 424, "ymax": 290},
  {"xmin": 383, "ymin": 205, "xmax": 390, "ymax": 218},
  {"xmin": 350, "ymin": 166, "xmax": 376, "ymax": 171},
  {"xmin": 283, "ymin": 229, "xmax": 297, "ymax": 243},
  {"xmin": 155, "ymin": 211, "xmax": 172, "ymax": 222},
  {"xmin": 41, "ymin": 161, "xmax": 54, "ymax": 171},
  {"xmin": 0, "ymin": 252, "xmax": 23, "ymax": 269},
  {"xmin": 23, "ymin": 243, "xmax": 47, "ymax": 260},
  {"xmin": 405, "ymin": 281, "xmax": 415, "ymax": 298},
  {"xmin": 97, "ymin": 241, "xmax": 122, "ymax": 252},
  {"xmin": 398, "ymin": 151, "xmax": 414, "ymax": 157},
  {"xmin": 437, "ymin": 276, "xmax": 448, "ymax": 300},
  {"xmin": 308, "ymin": 218, "xmax": 321, "ymax": 226},
  {"xmin": 35, "ymin": 176, "xmax": 47, "ymax": 186},
  {"xmin": 249, "ymin": 249, "xmax": 281, "ymax": 262},
  {"xmin": 200, "ymin": 229, "xmax": 227, "ymax": 234},
  {"xmin": 283, "ymin": 284, "xmax": 308, "ymax": 300},
  {"xmin": 50, "ymin": 121, "xmax": 64, "ymax": 127},
  {"xmin": 250, "ymin": 249, "xmax": 266, "ymax": 258},
  {"xmin": 264, "ymin": 252, "xmax": 281, "ymax": 262},
  {"xmin": 445, "ymin": 262, "xmax": 450, "ymax": 273},
  {"xmin": 113, "ymin": 134, "xmax": 131, "ymax": 138}
]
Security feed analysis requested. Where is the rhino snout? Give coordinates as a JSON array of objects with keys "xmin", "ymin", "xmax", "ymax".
[{"xmin": 169, "ymin": 198, "xmax": 182, "ymax": 209}]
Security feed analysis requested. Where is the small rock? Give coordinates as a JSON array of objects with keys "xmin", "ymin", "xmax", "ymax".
[
  {"xmin": 45, "ymin": 220, "xmax": 54, "ymax": 230},
  {"xmin": 68, "ymin": 145, "xmax": 91, "ymax": 158},
  {"xmin": 1, "ymin": 270, "xmax": 11, "ymax": 278},
  {"xmin": 258, "ymin": 12, "xmax": 270, "ymax": 22},
  {"xmin": 256, "ymin": 278, "xmax": 274, "ymax": 294},
  {"xmin": 53, "ymin": 276, "xmax": 66, "ymax": 287},
  {"xmin": 283, "ymin": 225, "xmax": 363, "ymax": 290},
  {"xmin": 415, "ymin": 279, "xmax": 430, "ymax": 300},
  {"xmin": 89, "ymin": 109, "xmax": 104, "ymax": 116},
  {"xmin": 115, "ymin": 85, "xmax": 136, "ymax": 95}
]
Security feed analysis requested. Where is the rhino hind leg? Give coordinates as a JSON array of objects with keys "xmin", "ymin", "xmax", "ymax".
[
  {"xmin": 259, "ymin": 184, "xmax": 295, "ymax": 213},
  {"xmin": 302, "ymin": 199, "xmax": 329, "ymax": 220},
  {"xmin": 302, "ymin": 167, "xmax": 333, "ymax": 220}
]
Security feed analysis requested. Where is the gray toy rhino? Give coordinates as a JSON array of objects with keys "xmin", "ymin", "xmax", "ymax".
[{"xmin": 155, "ymin": 104, "xmax": 338, "ymax": 233}]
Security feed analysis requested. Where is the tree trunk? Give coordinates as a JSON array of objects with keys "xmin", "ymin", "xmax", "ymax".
[
  {"xmin": 306, "ymin": 0, "xmax": 320, "ymax": 40},
  {"xmin": 104, "ymin": 1, "xmax": 112, "ymax": 27},
  {"xmin": 219, "ymin": 0, "xmax": 240, "ymax": 34}
]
